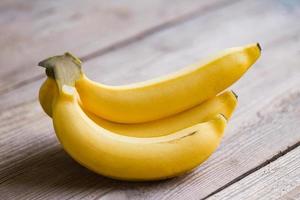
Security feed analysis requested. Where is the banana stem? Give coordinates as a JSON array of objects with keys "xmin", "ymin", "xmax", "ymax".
[{"xmin": 38, "ymin": 52, "xmax": 83, "ymax": 91}]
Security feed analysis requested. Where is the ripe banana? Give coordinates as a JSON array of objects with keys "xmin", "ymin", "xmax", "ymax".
[
  {"xmin": 39, "ymin": 78, "xmax": 58, "ymax": 117},
  {"xmin": 52, "ymin": 84, "xmax": 227, "ymax": 180},
  {"xmin": 39, "ymin": 77, "xmax": 237, "ymax": 137},
  {"xmin": 39, "ymin": 43, "xmax": 260, "ymax": 123}
]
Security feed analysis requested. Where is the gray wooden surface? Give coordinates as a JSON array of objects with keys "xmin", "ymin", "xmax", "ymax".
[
  {"xmin": 0, "ymin": 0, "xmax": 300, "ymax": 199},
  {"xmin": 208, "ymin": 146, "xmax": 300, "ymax": 200}
]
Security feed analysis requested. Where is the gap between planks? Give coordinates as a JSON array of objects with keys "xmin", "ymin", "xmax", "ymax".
[
  {"xmin": 96, "ymin": 81, "xmax": 300, "ymax": 200},
  {"xmin": 206, "ymin": 146, "xmax": 300, "ymax": 200},
  {"xmin": 201, "ymin": 140, "xmax": 300, "ymax": 200}
]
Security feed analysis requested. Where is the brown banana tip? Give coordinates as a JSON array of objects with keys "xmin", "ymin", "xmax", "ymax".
[
  {"xmin": 231, "ymin": 90, "xmax": 238, "ymax": 100},
  {"xmin": 257, "ymin": 43, "xmax": 262, "ymax": 51},
  {"xmin": 38, "ymin": 60, "xmax": 46, "ymax": 68},
  {"xmin": 219, "ymin": 113, "xmax": 228, "ymax": 121}
]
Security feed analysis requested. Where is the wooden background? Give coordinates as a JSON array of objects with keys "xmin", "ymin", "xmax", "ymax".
[{"xmin": 1, "ymin": 0, "xmax": 300, "ymax": 199}]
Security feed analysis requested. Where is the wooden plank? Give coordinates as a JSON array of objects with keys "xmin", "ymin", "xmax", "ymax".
[
  {"xmin": 100, "ymin": 82, "xmax": 300, "ymax": 200},
  {"xmin": 1, "ymin": 0, "xmax": 300, "ymax": 113},
  {"xmin": 1, "ymin": 64, "xmax": 300, "ymax": 199},
  {"xmin": 1, "ymin": 0, "xmax": 300, "ymax": 199},
  {"xmin": 279, "ymin": 186, "xmax": 300, "ymax": 200},
  {"xmin": 0, "ymin": 36, "xmax": 300, "ymax": 200},
  {"xmin": 0, "ymin": 0, "xmax": 228, "ymax": 93},
  {"xmin": 80, "ymin": 0, "xmax": 300, "ymax": 86},
  {"xmin": 207, "ymin": 146, "xmax": 300, "ymax": 200}
]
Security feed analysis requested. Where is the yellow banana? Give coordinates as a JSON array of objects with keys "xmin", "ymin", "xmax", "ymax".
[
  {"xmin": 39, "ymin": 77, "xmax": 237, "ymax": 137},
  {"xmin": 52, "ymin": 84, "xmax": 227, "ymax": 181},
  {"xmin": 39, "ymin": 43, "xmax": 260, "ymax": 123},
  {"xmin": 39, "ymin": 78, "xmax": 58, "ymax": 117}
]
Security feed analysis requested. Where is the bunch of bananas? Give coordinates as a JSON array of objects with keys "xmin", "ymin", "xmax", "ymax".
[{"xmin": 38, "ymin": 43, "xmax": 261, "ymax": 181}]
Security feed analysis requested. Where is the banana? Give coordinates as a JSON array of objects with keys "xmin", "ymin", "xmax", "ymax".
[
  {"xmin": 39, "ymin": 43, "xmax": 260, "ymax": 123},
  {"xmin": 39, "ymin": 78, "xmax": 58, "ymax": 117},
  {"xmin": 39, "ymin": 77, "xmax": 237, "ymax": 137},
  {"xmin": 52, "ymin": 84, "xmax": 227, "ymax": 181}
]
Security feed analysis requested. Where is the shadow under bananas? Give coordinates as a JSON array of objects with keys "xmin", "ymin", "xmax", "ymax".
[{"xmin": 0, "ymin": 138, "xmax": 190, "ymax": 197}]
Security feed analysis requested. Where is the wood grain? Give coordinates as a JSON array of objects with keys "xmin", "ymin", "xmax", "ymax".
[
  {"xmin": 1, "ymin": 0, "xmax": 300, "ymax": 199},
  {"xmin": 1, "ymin": 67, "xmax": 299, "ymax": 199},
  {"xmin": 207, "ymin": 146, "xmax": 300, "ymax": 200},
  {"xmin": 1, "ymin": 0, "xmax": 300, "ymax": 113},
  {"xmin": 0, "ymin": 0, "xmax": 229, "ymax": 93},
  {"xmin": 101, "ymin": 80, "xmax": 300, "ymax": 200},
  {"xmin": 1, "ymin": 37, "xmax": 300, "ymax": 199},
  {"xmin": 279, "ymin": 186, "xmax": 300, "ymax": 200}
]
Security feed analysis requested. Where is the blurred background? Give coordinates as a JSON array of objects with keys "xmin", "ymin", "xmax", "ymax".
[{"xmin": 0, "ymin": 0, "xmax": 300, "ymax": 199}]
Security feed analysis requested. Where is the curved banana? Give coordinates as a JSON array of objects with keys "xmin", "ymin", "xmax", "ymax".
[
  {"xmin": 39, "ymin": 77, "xmax": 237, "ymax": 137},
  {"xmin": 52, "ymin": 85, "xmax": 227, "ymax": 180},
  {"xmin": 39, "ymin": 43, "xmax": 260, "ymax": 123},
  {"xmin": 39, "ymin": 78, "xmax": 58, "ymax": 117}
]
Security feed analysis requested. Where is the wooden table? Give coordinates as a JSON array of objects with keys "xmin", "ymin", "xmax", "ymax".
[{"xmin": 1, "ymin": 0, "xmax": 300, "ymax": 199}]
